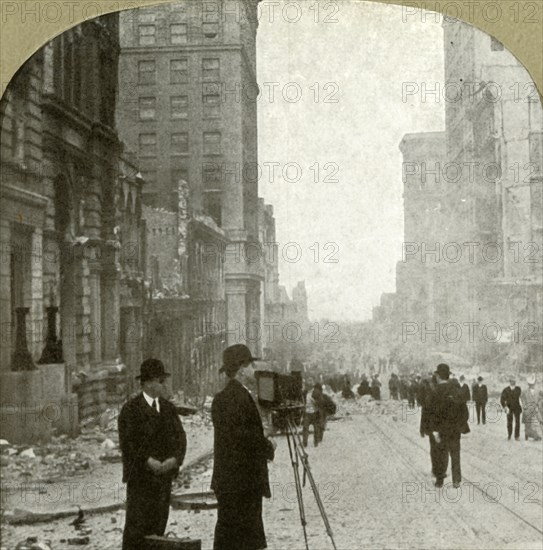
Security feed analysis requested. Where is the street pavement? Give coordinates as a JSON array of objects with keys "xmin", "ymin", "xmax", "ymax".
[{"xmin": 2, "ymin": 398, "xmax": 542, "ymax": 549}]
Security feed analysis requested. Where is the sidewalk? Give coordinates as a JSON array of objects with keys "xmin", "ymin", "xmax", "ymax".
[{"xmin": 1, "ymin": 410, "xmax": 213, "ymax": 524}]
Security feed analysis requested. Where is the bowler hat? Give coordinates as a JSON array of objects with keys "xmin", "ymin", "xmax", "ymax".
[
  {"xmin": 477, "ymin": 376, "xmax": 484, "ymax": 382},
  {"xmin": 219, "ymin": 344, "xmax": 260, "ymax": 374},
  {"xmin": 434, "ymin": 363, "xmax": 451, "ymax": 379},
  {"xmin": 136, "ymin": 358, "xmax": 170, "ymax": 382}
]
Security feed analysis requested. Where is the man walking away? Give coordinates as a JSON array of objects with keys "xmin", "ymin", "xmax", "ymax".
[
  {"xmin": 472, "ymin": 376, "xmax": 488, "ymax": 425},
  {"xmin": 459, "ymin": 375, "xmax": 471, "ymax": 404},
  {"xmin": 501, "ymin": 378, "xmax": 522, "ymax": 441},
  {"xmin": 118, "ymin": 359, "xmax": 187, "ymax": 550},
  {"xmin": 211, "ymin": 344, "xmax": 276, "ymax": 550},
  {"xmin": 427, "ymin": 364, "xmax": 470, "ymax": 488}
]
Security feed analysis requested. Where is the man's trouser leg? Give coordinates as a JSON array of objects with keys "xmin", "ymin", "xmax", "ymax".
[
  {"xmin": 475, "ymin": 402, "xmax": 481, "ymax": 424},
  {"xmin": 481, "ymin": 402, "xmax": 486, "ymax": 424},
  {"xmin": 514, "ymin": 410, "xmax": 521, "ymax": 439},
  {"xmin": 430, "ymin": 433, "xmax": 447, "ymax": 481},
  {"xmin": 447, "ymin": 432, "xmax": 461, "ymax": 484},
  {"xmin": 507, "ymin": 412, "xmax": 513, "ymax": 438},
  {"xmin": 314, "ymin": 413, "xmax": 323, "ymax": 446},
  {"xmin": 214, "ymin": 491, "xmax": 266, "ymax": 550},
  {"xmin": 123, "ymin": 478, "xmax": 171, "ymax": 550},
  {"xmin": 302, "ymin": 413, "xmax": 311, "ymax": 447}
]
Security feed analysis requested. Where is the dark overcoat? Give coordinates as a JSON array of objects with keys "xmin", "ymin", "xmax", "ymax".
[
  {"xmin": 211, "ymin": 378, "xmax": 274, "ymax": 496},
  {"xmin": 500, "ymin": 386, "xmax": 522, "ymax": 412},
  {"xmin": 472, "ymin": 384, "xmax": 488, "ymax": 403},
  {"xmin": 118, "ymin": 394, "xmax": 187, "ymax": 550},
  {"xmin": 211, "ymin": 378, "xmax": 275, "ymax": 550}
]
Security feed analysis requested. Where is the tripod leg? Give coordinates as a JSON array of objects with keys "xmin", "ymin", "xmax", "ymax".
[
  {"xmin": 289, "ymin": 420, "xmax": 338, "ymax": 550},
  {"xmin": 286, "ymin": 423, "xmax": 309, "ymax": 550}
]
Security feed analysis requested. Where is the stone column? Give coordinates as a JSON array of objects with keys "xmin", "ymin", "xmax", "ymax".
[
  {"xmin": 38, "ymin": 306, "xmax": 63, "ymax": 364},
  {"xmin": 11, "ymin": 307, "xmax": 36, "ymax": 371},
  {"xmin": 225, "ymin": 283, "xmax": 246, "ymax": 347},
  {"xmin": 101, "ymin": 249, "xmax": 120, "ymax": 362},
  {"xmin": 0, "ymin": 220, "xmax": 11, "ymax": 370}
]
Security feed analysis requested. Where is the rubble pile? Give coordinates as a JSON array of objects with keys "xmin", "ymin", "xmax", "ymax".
[
  {"xmin": 330, "ymin": 394, "xmax": 405, "ymax": 421},
  {"xmin": 14, "ymin": 536, "xmax": 52, "ymax": 549},
  {"xmin": 0, "ymin": 436, "xmax": 99, "ymax": 485}
]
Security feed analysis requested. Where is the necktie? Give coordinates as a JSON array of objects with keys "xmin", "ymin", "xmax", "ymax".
[{"xmin": 152, "ymin": 399, "xmax": 158, "ymax": 412}]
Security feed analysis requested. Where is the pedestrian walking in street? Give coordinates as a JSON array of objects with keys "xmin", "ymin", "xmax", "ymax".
[
  {"xmin": 211, "ymin": 344, "xmax": 276, "ymax": 550},
  {"xmin": 320, "ymin": 383, "xmax": 337, "ymax": 439},
  {"xmin": 458, "ymin": 375, "xmax": 471, "ymax": 404},
  {"xmin": 313, "ymin": 383, "xmax": 331, "ymax": 444},
  {"xmin": 118, "ymin": 359, "xmax": 187, "ymax": 550},
  {"xmin": 419, "ymin": 374, "xmax": 439, "ymax": 478},
  {"xmin": 472, "ymin": 376, "xmax": 488, "ymax": 425},
  {"xmin": 521, "ymin": 375, "xmax": 542, "ymax": 441},
  {"xmin": 303, "ymin": 382, "xmax": 324, "ymax": 447},
  {"xmin": 341, "ymin": 376, "xmax": 356, "ymax": 399},
  {"xmin": 370, "ymin": 374, "xmax": 382, "ymax": 400},
  {"xmin": 399, "ymin": 376, "xmax": 409, "ymax": 401},
  {"xmin": 357, "ymin": 374, "xmax": 370, "ymax": 397},
  {"xmin": 388, "ymin": 373, "xmax": 399, "ymax": 400},
  {"xmin": 426, "ymin": 364, "xmax": 470, "ymax": 488},
  {"xmin": 500, "ymin": 378, "xmax": 522, "ymax": 440}
]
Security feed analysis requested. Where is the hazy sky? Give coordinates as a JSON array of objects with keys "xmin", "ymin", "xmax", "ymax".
[{"xmin": 256, "ymin": 0, "xmax": 445, "ymax": 321}]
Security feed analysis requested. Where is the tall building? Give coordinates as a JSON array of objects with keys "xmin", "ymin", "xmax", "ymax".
[
  {"xmin": 441, "ymin": 19, "xmax": 542, "ymax": 367},
  {"xmin": 117, "ymin": 0, "xmax": 264, "ymax": 351},
  {"xmin": 370, "ymin": 20, "xmax": 542, "ymax": 372},
  {"xmin": 397, "ymin": 132, "xmax": 446, "ymax": 331},
  {"xmin": 0, "ymin": 15, "xmax": 148, "ymax": 440}
]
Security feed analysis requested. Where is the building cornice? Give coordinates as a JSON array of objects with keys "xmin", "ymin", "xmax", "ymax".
[{"xmin": 0, "ymin": 184, "xmax": 48, "ymax": 209}]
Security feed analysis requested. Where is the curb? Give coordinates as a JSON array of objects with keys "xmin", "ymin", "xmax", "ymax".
[{"xmin": 3, "ymin": 449, "xmax": 214, "ymax": 526}]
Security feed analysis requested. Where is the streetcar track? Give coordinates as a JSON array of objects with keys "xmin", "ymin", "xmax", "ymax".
[
  {"xmin": 363, "ymin": 413, "xmax": 485, "ymax": 542},
  {"xmin": 363, "ymin": 411, "xmax": 543, "ymax": 537}
]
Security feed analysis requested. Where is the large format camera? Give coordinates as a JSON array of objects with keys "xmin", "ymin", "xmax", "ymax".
[{"xmin": 254, "ymin": 370, "xmax": 305, "ymax": 431}]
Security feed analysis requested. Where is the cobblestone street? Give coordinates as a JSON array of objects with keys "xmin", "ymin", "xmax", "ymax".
[{"xmin": 3, "ymin": 399, "xmax": 542, "ymax": 549}]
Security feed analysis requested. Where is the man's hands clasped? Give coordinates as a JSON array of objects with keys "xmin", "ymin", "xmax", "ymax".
[{"xmin": 147, "ymin": 457, "xmax": 178, "ymax": 475}]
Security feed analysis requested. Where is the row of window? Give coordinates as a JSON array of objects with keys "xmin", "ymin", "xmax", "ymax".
[
  {"xmin": 137, "ymin": 58, "xmax": 219, "ymax": 85},
  {"xmin": 137, "ymin": 22, "xmax": 219, "ymax": 46},
  {"xmin": 140, "ymin": 165, "xmax": 222, "ymax": 190},
  {"xmin": 139, "ymin": 132, "xmax": 221, "ymax": 156},
  {"xmin": 141, "ymin": 169, "xmax": 187, "ymax": 188},
  {"xmin": 138, "ymin": 91, "xmax": 220, "ymax": 120}
]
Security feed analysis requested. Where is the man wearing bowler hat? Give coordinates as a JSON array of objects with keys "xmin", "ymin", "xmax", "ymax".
[
  {"xmin": 211, "ymin": 344, "xmax": 276, "ymax": 550},
  {"xmin": 500, "ymin": 377, "xmax": 523, "ymax": 440},
  {"xmin": 426, "ymin": 363, "xmax": 470, "ymax": 488},
  {"xmin": 118, "ymin": 358, "xmax": 187, "ymax": 550},
  {"xmin": 472, "ymin": 376, "xmax": 488, "ymax": 425}
]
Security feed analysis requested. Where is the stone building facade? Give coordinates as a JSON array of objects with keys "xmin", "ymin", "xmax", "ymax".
[
  {"xmin": 142, "ymin": 181, "xmax": 228, "ymax": 399},
  {"xmin": 0, "ymin": 14, "xmax": 148, "ymax": 441},
  {"xmin": 117, "ymin": 0, "xmax": 264, "ymax": 355},
  {"xmin": 369, "ymin": 20, "xmax": 542, "ymax": 373}
]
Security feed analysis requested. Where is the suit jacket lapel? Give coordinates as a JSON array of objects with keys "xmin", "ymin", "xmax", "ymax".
[{"xmin": 137, "ymin": 393, "xmax": 159, "ymax": 417}]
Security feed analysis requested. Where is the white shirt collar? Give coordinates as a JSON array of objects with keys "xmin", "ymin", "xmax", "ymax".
[{"xmin": 143, "ymin": 391, "xmax": 160, "ymax": 412}]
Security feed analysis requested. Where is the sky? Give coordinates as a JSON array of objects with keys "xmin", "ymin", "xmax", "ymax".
[{"xmin": 256, "ymin": 0, "xmax": 446, "ymax": 322}]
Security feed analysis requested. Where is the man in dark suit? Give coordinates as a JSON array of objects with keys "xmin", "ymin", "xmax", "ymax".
[
  {"xmin": 211, "ymin": 344, "xmax": 276, "ymax": 550},
  {"xmin": 500, "ymin": 378, "xmax": 522, "ymax": 440},
  {"xmin": 426, "ymin": 364, "xmax": 470, "ymax": 488},
  {"xmin": 458, "ymin": 375, "xmax": 471, "ymax": 404},
  {"xmin": 118, "ymin": 359, "xmax": 187, "ymax": 550},
  {"xmin": 472, "ymin": 376, "xmax": 488, "ymax": 425}
]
